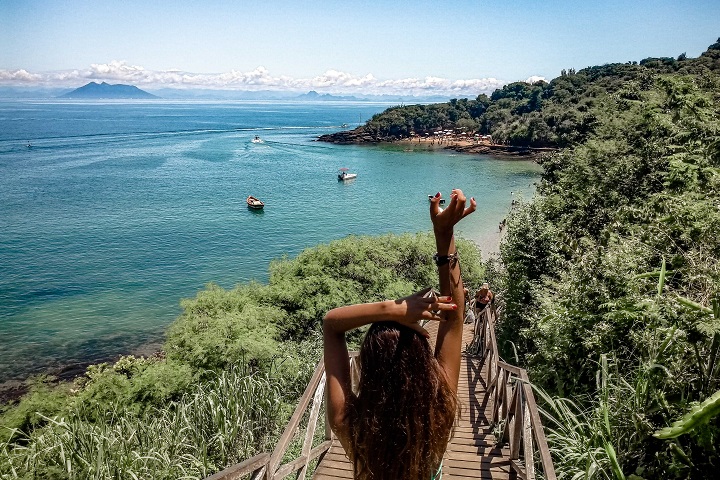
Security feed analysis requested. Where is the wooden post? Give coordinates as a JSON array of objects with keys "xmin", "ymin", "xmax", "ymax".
[
  {"xmin": 297, "ymin": 373, "xmax": 327, "ymax": 479},
  {"xmin": 523, "ymin": 398, "xmax": 535, "ymax": 480},
  {"xmin": 350, "ymin": 355, "xmax": 361, "ymax": 394},
  {"xmin": 266, "ymin": 359, "xmax": 325, "ymax": 479},
  {"xmin": 509, "ymin": 385, "xmax": 522, "ymax": 458}
]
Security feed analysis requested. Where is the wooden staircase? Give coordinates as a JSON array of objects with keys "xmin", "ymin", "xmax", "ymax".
[{"xmin": 206, "ymin": 305, "xmax": 556, "ymax": 480}]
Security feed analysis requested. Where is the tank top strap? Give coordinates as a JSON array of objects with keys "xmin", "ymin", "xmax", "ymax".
[{"xmin": 431, "ymin": 460, "xmax": 443, "ymax": 480}]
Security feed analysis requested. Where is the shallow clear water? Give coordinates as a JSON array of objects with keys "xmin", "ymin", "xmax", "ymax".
[{"xmin": 0, "ymin": 100, "xmax": 541, "ymax": 382}]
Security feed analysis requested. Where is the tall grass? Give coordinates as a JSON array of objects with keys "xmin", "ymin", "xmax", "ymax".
[
  {"xmin": 534, "ymin": 355, "xmax": 630, "ymax": 480},
  {"xmin": 1, "ymin": 368, "xmax": 284, "ymax": 479}
]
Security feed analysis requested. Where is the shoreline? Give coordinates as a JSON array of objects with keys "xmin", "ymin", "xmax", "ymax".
[
  {"xmin": 317, "ymin": 130, "xmax": 557, "ymax": 160},
  {"xmin": 395, "ymin": 137, "xmax": 555, "ymax": 159},
  {"xmin": 1, "ymin": 237, "xmax": 504, "ymax": 405},
  {"xmin": 1, "ymin": 231, "xmax": 510, "ymax": 405},
  {"xmin": 0, "ymin": 340, "xmax": 165, "ymax": 404}
]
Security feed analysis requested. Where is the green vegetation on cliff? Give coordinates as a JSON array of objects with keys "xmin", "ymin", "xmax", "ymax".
[
  {"xmin": 497, "ymin": 39, "xmax": 720, "ymax": 478},
  {"xmin": 356, "ymin": 40, "xmax": 720, "ymax": 150}
]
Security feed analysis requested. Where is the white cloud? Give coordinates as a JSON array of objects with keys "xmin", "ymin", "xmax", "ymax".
[
  {"xmin": 0, "ymin": 69, "xmax": 42, "ymax": 83},
  {"xmin": 0, "ymin": 61, "xmax": 508, "ymax": 96},
  {"xmin": 308, "ymin": 70, "xmax": 376, "ymax": 89},
  {"xmin": 525, "ymin": 75, "xmax": 547, "ymax": 84}
]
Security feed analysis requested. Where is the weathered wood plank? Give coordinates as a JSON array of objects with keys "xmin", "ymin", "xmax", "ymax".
[
  {"xmin": 268, "ymin": 359, "xmax": 326, "ymax": 477},
  {"xmin": 205, "ymin": 453, "xmax": 270, "ymax": 480},
  {"xmin": 296, "ymin": 374, "xmax": 327, "ymax": 479}
]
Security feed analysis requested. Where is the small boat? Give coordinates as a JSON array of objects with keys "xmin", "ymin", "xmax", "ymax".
[
  {"xmin": 247, "ymin": 195, "xmax": 265, "ymax": 209},
  {"xmin": 338, "ymin": 168, "xmax": 357, "ymax": 181},
  {"xmin": 341, "ymin": 123, "xmax": 348, "ymax": 128},
  {"xmin": 251, "ymin": 135, "xmax": 263, "ymax": 143},
  {"xmin": 428, "ymin": 195, "xmax": 446, "ymax": 205}
]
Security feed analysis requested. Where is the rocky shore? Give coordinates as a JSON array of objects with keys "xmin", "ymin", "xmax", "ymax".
[{"xmin": 317, "ymin": 128, "xmax": 556, "ymax": 158}]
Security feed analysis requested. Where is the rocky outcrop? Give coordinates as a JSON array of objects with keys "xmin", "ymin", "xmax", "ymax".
[
  {"xmin": 319, "ymin": 128, "xmax": 555, "ymax": 158},
  {"xmin": 317, "ymin": 128, "xmax": 381, "ymax": 144},
  {"xmin": 317, "ymin": 128, "xmax": 406, "ymax": 144}
]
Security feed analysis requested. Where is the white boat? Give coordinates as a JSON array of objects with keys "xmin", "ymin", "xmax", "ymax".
[
  {"xmin": 338, "ymin": 168, "xmax": 357, "ymax": 181},
  {"xmin": 251, "ymin": 135, "xmax": 263, "ymax": 143}
]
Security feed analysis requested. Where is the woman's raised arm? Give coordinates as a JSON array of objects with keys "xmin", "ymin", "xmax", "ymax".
[{"xmin": 429, "ymin": 190, "xmax": 476, "ymax": 392}]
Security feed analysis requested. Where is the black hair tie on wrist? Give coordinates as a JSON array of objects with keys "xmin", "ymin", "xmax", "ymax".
[{"xmin": 433, "ymin": 252, "xmax": 459, "ymax": 267}]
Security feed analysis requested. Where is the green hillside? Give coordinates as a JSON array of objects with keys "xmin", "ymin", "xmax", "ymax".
[
  {"xmin": 351, "ymin": 39, "xmax": 719, "ymax": 150},
  {"xmin": 497, "ymin": 39, "xmax": 720, "ymax": 478}
]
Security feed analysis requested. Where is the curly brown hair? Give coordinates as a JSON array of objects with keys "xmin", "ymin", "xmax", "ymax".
[{"xmin": 346, "ymin": 322, "xmax": 458, "ymax": 480}]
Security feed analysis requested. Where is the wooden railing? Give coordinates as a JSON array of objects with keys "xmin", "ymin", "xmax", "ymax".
[
  {"xmin": 206, "ymin": 353, "xmax": 360, "ymax": 480},
  {"xmin": 469, "ymin": 301, "xmax": 557, "ymax": 480}
]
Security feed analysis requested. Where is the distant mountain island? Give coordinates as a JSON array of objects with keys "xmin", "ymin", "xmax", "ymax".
[
  {"xmin": 295, "ymin": 90, "xmax": 361, "ymax": 101},
  {"xmin": 60, "ymin": 82, "xmax": 159, "ymax": 99}
]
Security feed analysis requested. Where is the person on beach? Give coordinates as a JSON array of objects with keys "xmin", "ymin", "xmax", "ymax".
[{"xmin": 324, "ymin": 189, "xmax": 476, "ymax": 480}]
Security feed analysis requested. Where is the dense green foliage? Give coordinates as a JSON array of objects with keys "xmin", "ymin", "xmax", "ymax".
[
  {"xmin": 0, "ymin": 233, "xmax": 485, "ymax": 478},
  {"xmin": 497, "ymin": 40, "xmax": 720, "ymax": 478},
  {"xmin": 361, "ymin": 39, "xmax": 720, "ymax": 151}
]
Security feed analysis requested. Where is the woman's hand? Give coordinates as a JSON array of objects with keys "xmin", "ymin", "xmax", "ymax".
[
  {"xmin": 429, "ymin": 189, "xmax": 476, "ymax": 238},
  {"xmin": 393, "ymin": 287, "xmax": 457, "ymax": 338},
  {"xmin": 323, "ymin": 287, "xmax": 456, "ymax": 338}
]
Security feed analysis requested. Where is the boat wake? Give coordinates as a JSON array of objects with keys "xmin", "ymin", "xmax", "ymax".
[{"xmin": 0, "ymin": 125, "xmax": 348, "ymax": 154}]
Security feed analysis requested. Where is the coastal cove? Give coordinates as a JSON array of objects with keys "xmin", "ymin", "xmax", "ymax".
[
  {"xmin": 319, "ymin": 128, "xmax": 556, "ymax": 158},
  {"xmin": 0, "ymin": 100, "xmax": 541, "ymax": 388}
]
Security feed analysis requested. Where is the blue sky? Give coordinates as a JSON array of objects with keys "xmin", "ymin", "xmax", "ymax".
[{"xmin": 1, "ymin": 0, "xmax": 718, "ymax": 96}]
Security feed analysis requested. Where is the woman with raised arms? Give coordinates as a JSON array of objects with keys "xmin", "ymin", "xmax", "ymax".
[{"xmin": 323, "ymin": 189, "xmax": 476, "ymax": 479}]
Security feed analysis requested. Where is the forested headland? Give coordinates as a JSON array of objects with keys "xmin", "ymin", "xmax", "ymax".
[
  {"xmin": 320, "ymin": 41, "xmax": 719, "ymax": 152},
  {"xmin": 2, "ymin": 39, "xmax": 720, "ymax": 479}
]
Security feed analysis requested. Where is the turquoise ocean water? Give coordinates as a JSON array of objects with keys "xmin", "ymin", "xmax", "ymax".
[{"xmin": 0, "ymin": 100, "xmax": 541, "ymax": 384}]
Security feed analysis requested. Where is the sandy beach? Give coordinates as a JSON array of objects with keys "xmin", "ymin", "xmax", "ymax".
[{"xmin": 396, "ymin": 136, "xmax": 555, "ymax": 158}]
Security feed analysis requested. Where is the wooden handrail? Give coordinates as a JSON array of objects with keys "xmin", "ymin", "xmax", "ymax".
[
  {"xmin": 205, "ymin": 353, "xmax": 361, "ymax": 480},
  {"xmin": 266, "ymin": 356, "xmax": 329, "ymax": 480},
  {"xmin": 471, "ymin": 301, "xmax": 557, "ymax": 480},
  {"xmin": 205, "ymin": 452, "xmax": 270, "ymax": 480},
  {"xmin": 203, "ymin": 357, "xmax": 333, "ymax": 480}
]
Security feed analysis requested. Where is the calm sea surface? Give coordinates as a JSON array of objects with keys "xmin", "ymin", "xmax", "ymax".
[{"xmin": 0, "ymin": 100, "xmax": 541, "ymax": 383}]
